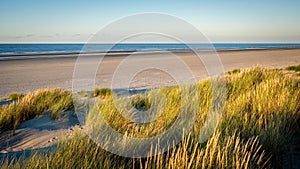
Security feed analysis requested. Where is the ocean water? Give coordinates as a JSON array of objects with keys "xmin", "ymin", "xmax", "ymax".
[{"xmin": 0, "ymin": 43, "xmax": 300, "ymax": 55}]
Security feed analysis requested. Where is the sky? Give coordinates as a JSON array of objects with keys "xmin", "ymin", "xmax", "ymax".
[{"xmin": 0, "ymin": 0, "xmax": 300, "ymax": 43}]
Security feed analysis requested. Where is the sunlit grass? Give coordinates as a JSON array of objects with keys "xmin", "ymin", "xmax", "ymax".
[
  {"xmin": 0, "ymin": 88, "xmax": 74, "ymax": 133},
  {"xmin": 1, "ymin": 67, "xmax": 299, "ymax": 168}
]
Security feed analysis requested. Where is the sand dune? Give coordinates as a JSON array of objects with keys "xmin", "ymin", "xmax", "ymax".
[{"xmin": 0, "ymin": 111, "xmax": 79, "ymax": 154}]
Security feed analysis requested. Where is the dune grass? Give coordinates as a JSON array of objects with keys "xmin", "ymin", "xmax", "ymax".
[
  {"xmin": 1, "ymin": 130, "xmax": 268, "ymax": 169},
  {"xmin": 286, "ymin": 64, "xmax": 300, "ymax": 72},
  {"xmin": 93, "ymin": 88, "xmax": 112, "ymax": 99},
  {"xmin": 0, "ymin": 88, "xmax": 74, "ymax": 133},
  {"xmin": 7, "ymin": 93, "xmax": 24, "ymax": 101},
  {"xmin": 286, "ymin": 64, "xmax": 300, "ymax": 76},
  {"xmin": 1, "ymin": 67, "xmax": 299, "ymax": 168},
  {"xmin": 226, "ymin": 68, "xmax": 241, "ymax": 75}
]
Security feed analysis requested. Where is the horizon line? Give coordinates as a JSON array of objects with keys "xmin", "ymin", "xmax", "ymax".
[{"xmin": 0, "ymin": 42, "xmax": 300, "ymax": 44}]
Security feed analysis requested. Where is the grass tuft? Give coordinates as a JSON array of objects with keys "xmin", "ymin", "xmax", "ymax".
[
  {"xmin": 286, "ymin": 64, "xmax": 300, "ymax": 72},
  {"xmin": 227, "ymin": 68, "xmax": 241, "ymax": 75},
  {"xmin": 94, "ymin": 88, "xmax": 112, "ymax": 99},
  {"xmin": 7, "ymin": 93, "xmax": 24, "ymax": 101}
]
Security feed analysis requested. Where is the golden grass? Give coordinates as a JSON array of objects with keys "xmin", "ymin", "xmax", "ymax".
[
  {"xmin": 1, "ymin": 67, "xmax": 299, "ymax": 168},
  {"xmin": 0, "ymin": 88, "xmax": 73, "ymax": 133}
]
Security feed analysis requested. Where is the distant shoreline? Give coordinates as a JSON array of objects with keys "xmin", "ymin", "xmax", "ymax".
[{"xmin": 1, "ymin": 47, "xmax": 300, "ymax": 61}]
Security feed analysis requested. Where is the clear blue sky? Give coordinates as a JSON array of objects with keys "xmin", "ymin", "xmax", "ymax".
[{"xmin": 0, "ymin": 0, "xmax": 299, "ymax": 43}]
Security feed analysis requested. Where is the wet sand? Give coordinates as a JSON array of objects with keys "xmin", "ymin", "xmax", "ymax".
[{"xmin": 0, "ymin": 48, "xmax": 299, "ymax": 98}]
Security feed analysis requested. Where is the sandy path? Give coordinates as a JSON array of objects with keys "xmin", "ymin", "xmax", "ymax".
[{"xmin": 0, "ymin": 48, "xmax": 299, "ymax": 98}]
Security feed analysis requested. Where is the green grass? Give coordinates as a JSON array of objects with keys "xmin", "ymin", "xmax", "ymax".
[
  {"xmin": 1, "ymin": 67, "xmax": 299, "ymax": 168},
  {"xmin": 226, "ymin": 68, "xmax": 241, "ymax": 75},
  {"xmin": 94, "ymin": 88, "xmax": 112, "ymax": 99},
  {"xmin": 130, "ymin": 94, "xmax": 151, "ymax": 110},
  {"xmin": 286, "ymin": 64, "xmax": 300, "ymax": 72},
  {"xmin": 7, "ymin": 93, "xmax": 24, "ymax": 101}
]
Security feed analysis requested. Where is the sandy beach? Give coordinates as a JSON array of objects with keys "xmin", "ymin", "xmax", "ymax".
[
  {"xmin": 0, "ymin": 49, "xmax": 299, "ymax": 165},
  {"xmin": 2, "ymin": 0, "xmax": 300, "ymax": 167},
  {"xmin": 0, "ymin": 48, "xmax": 300, "ymax": 98},
  {"xmin": 0, "ymin": 111, "xmax": 79, "ymax": 154}
]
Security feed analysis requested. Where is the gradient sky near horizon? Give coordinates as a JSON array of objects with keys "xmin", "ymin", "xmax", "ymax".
[{"xmin": 0, "ymin": 0, "xmax": 300, "ymax": 43}]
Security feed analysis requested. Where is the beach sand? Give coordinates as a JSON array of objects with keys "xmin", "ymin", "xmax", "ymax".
[
  {"xmin": 0, "ymin": 111, "xmax": 79, "ymax": 154},
  {"xmin": 0, "ymin": 48, "xmax": 299, "ymax": 98},
  {"xmin": 0, "ymin": 48, "xmax": 300, "ymax": 155}
]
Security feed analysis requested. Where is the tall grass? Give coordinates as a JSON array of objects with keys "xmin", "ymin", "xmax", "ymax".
[
  {"xmin": 0, "ymin": 88, "xmax": 74, "ymax": 133},
  {"xmin": 1, "ymin": 130, "xmax": 268, "ymax": 169},
  {"xmin": 1, "ymin": 67, "xmax": 299, "ymax": 168},
  {"xmin": 220, "ymin": 67, "xmax": 300, "ymax": 166}
]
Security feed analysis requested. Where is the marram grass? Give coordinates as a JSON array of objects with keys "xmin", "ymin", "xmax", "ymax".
[
  {"xmin": 1, "ymin": 67, "xmax": 299, "ymax": 168},
  {"xmin": 0, "ymin": 88, "xmax": 73, "ymax": 133}
]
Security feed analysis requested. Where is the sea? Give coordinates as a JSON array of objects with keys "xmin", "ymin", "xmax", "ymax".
[{"xmin": 0, "ymin": 43, "xmax": 300, "ymax": 55}]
